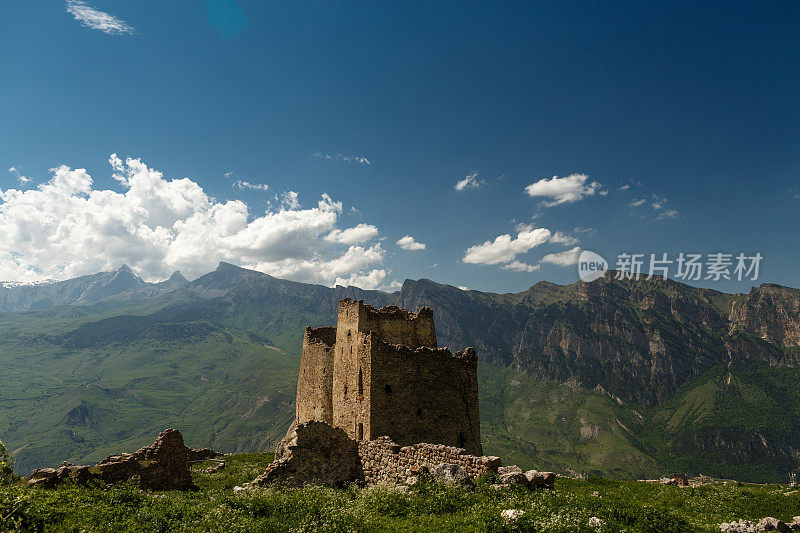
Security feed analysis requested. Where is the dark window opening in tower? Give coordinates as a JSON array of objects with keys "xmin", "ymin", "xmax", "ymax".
[
  {"xmin": 357, "ymin": 422, "xmax": 364, "ymax": 440},
  {"xmin": 458, "ymin": 431, "xmax": 466, "ymax": 448},
  {"xmin": 384, "ymin": 384, "xmax": 392, "ymax": 394},
  {"xmin": 416, "ymin": 407, "xmax": 422, "ymax": 417},
  {"xmin": 358, "ymin": 368, "xmax": 364, "ymax": 396}
]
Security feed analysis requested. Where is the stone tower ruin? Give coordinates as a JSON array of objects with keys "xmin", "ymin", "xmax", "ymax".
[{"xmin": 295, "ymin": 299, "xmax": 482, "ymax": 455}]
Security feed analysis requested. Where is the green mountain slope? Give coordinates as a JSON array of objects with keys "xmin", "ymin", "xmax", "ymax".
[
  {"xmin": 1, "ymin": 263, "xmax": 799, "ymax": 482},
  {"xmin": 1, "ymin": 317, "xmax": 298, "ymax": 473},
  {"xmin": 481, "ymin": 362, "xmax": 800, "ymax": 483}
]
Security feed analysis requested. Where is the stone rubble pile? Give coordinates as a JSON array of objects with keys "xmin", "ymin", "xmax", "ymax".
[
  {"xmin": 251, "ymin": 420, "xmax": 556, "ymax": 490},
  {"xmin": 252, "ymin": 421, "xmax": 362, "ymax": 487},
  {"xmin": 497, "ymin": 465, "xmax": 556, "ymax": 490},
  {"xmin": 202, "ymin": 460, "xmax": 225, "ymax": 474},
  {"xmin": 27, "ymin": 429, "xmax": 217, "ymax": 490},
  {"xmin": 186, "ymin": 447, "xmax": 224, "ymax": 462},
  {"xmin": 719, "ymin": 517, "xmax": 800, "ymax": 532}
]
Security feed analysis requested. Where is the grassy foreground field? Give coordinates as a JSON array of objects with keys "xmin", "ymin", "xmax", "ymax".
[{"xmin": 2, "ymin": 454, "xmax": 800, "ymax": 532}]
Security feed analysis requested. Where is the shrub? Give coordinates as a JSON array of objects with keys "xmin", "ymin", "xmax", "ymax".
[
  {"xmin": 0, "ymin": 439, "xmax": 14, "ymax": 484},
  {"xmin": 0, "ymin": 440, "xmax": 14, "ymax": 484}
]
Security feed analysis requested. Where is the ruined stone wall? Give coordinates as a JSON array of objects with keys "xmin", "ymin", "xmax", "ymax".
[
  {"xmin": 338, "ymin": 298, "xmax": 437, "ymax": 349},
  {"xmin": 296, "ymin": 326, "xmax": 336, "ymax": 425},
  {"xmin": 297, "ymin": 299, "xmax": 478, "ymax": 449},
  {"xmin": 368, "ymin": 339, "xmax": 482, "ymax": 455},
  {"xmin": 358, "ymin": 437, "xmax": 500, "ymax": 485},
  {"xmin": 332, "ymin": 320, "xmax": 371, "ymax": 441},
  {"xmin": 255, "ymin": 421, "xmax": 362, "ymax": 487}
]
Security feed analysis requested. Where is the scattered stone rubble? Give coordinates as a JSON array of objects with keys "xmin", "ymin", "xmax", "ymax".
[
  {"xmin": 497, "ymin": 465, "xmax": 556, "ymax": 489},
  {"xmin": 202, "ymin": 460, "xmax": 225, "ymax": 474},
  {"xmin": 501, "ymin": 509, "xmax": 525, "ymax": 523},
  {"xmin": 588, "ymin": 516, "xmax": 605, "ymax": 529},
  {"xmin": 186, "ymin": 447, "xmax": 224, "ymax": 463},
  {"xmin": 250, "ymin": 420, "xmax": 555, "ymax": 490},
  {"xmin": 719, "ymin": 517, "xmax": 800, "ymax": 532},
  {"xmin": 27, "ymin": 429, "xmax": 220, "ymax": 490},
  {"xmin": 643, "ymin": 473, "xmax": 714, "ymax": 487}
]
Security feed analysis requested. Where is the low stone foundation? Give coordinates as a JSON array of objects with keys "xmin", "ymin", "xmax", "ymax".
[
  {"xmin": 253, "ymin": 421, "xmax": 505, "ymax": 487},
  {"xmin": 358, "ymin": 436, "xmax": 501, "ymax": 485}
]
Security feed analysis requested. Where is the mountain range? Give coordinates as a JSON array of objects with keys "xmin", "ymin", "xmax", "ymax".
[
  {"xmin": 0, "ymin": 265, "xmax": 190, "ymax": 311},
  {"xmin": 1, "ymin": 262, "xmax": 798, "ymax": 482}
]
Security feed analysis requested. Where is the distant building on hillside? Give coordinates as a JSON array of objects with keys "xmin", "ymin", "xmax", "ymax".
[{"xmin": 294, "ymin": 298, "xmax": 482, "ymax": 455}]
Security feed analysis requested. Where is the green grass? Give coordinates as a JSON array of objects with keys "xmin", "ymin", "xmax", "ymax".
[{"xmin": 2, "ymin": 453, "xmax": 800, "ymax": 532}]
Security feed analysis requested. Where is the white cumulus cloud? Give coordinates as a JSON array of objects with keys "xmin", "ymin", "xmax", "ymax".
[
  {"xmin": 549, "ymin": 231, "xmax": 579, "ymax": 246},
  {"xmin": 541, "ymin": 246, "xmax": 583, "ymax": 266},
  {"xmin": 66, "ymin": 1, "xmax": 135, "ymax": 35},
  {"xmin": 281, "ymin": 191, "xmax": 300, "ymax": 210},
  {"xmin": 524, "ymin": 173, "xmax": 602, "ymax": 206},
  {"xmin": 0, "ymin": 154, "xmax": 391, "ymax": 289},
  {"xmin": 454, "ymin": 171, "xmax": 485, "ymax": 191},
  {"xmin": 396, "ymin": 235, "xmax": 426, "ymax": 251},
  {"xmin": 502, "ymin": 260, "xmax": 540, "ymax": 273},
  {"xmin": 463, "ymin": 224, "xmax": 552, "ymax": 265},
  {"xmin": 464, "ymin": 224, "xmax": 586, "ymax": 272},
  {"xmin": 325, "ymin": 224, "xmax": 379, "ymax": 245},
  {"xmin": 8, "ymin": 167, "xmax": 30, "ymax": 184},
  {"xmin": 335, "ymin": 269, "xmax": 399, "ymax": 290}
]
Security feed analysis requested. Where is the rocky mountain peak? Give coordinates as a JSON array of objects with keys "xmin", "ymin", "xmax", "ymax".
[
  {"xmin": 168, "ymin": 270, "xmax": 187, "ymax": 282},
  {"xmin": 729, "ymin": 283, "xmax": 800, "ymax": 347}
]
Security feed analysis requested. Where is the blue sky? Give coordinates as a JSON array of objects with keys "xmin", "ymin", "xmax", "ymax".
[{"xmin": 0, "ymin": 1, "xmax": 798, "ymax": 293}]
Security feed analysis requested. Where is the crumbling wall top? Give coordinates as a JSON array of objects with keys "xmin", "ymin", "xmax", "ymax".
[
  {"xmin": 305, "ymin": 326, "xmax": 337, "ymax": 347},
  {"xmin": 371, "ymin": 336, "xmax": 477, "ymax": 365},
  {"xmin": 338, "ymin": 299, "xmax": 434, "ymax": 320},
  {"xmin": 338, "ymin": 298, "xmax": 437, "ymax": 348}
]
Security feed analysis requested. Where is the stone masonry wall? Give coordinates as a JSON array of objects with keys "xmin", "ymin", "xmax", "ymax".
[
  {"xmin": 338, "ymin": 298, "xmax": 437, "ymax": 349},
  {"xmin": 296, "ymin": 326, "xmax": 336, "ymax": 425},
  {"xmin": 369, "ymin": 339, "xmax": 482, "ymax": 455},
  {"xmin": 358, "ymin": 436, "xmax": 500, "ymax": 485},
  {"xmin": 332, "ymin": 319, "xmax": 371, "ymax": 440},
  {"xmin": 295, "ymin": 298, "xmax": 480, "ymax": 452},
  {"xmin": 254, "ymin": 421, "xmax": 362, "ymax": 487}
]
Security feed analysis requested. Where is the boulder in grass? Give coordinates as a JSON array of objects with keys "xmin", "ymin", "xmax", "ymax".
[
  {"xmin": 432, "ymin": 463, "xmax": 473, "ymax": 488},
  {"xmin": 525, "ymin": 469, "xmax": 555, "ymax": 489},
  {"xmin": 501, "ymin": 509, "xmax": 525, "ymax": 523}
]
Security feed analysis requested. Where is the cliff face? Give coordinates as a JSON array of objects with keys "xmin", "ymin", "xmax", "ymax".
[
  {"xmin": 729, "ymin": 284, "xmax": 800, "ymax": 348},
  {"xmin": 397, "ymin": 274, "xmax": 798, "ymax": 406}
]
